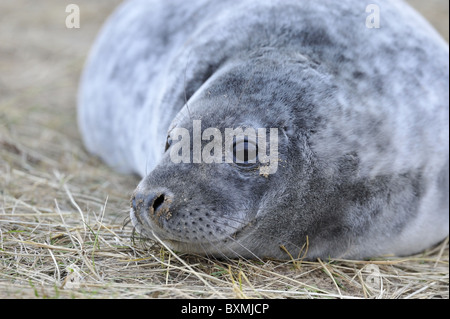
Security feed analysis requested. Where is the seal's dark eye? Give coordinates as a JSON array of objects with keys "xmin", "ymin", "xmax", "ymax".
[
  {"xmin": 233, "ymin": 139, "xmax": 258, "ymax": 166},
  {"xmin": 164, "ymin": 135, "xmax": 172, "ymax": 152}
]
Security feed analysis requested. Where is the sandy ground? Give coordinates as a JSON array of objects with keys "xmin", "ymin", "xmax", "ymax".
[{"xmin": 0, "ymin": 0, "xmax": 448, "ymax": 299}]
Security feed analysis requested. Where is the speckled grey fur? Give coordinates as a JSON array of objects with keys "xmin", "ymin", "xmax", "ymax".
[{"xmin": 78, "ymin": 0, "xmax": 449, "ymax": 260}]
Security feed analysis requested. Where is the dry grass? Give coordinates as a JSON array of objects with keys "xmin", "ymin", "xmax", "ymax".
[{"xmin": 0, "ymin": 0, "xmax": 448, "ymax": 299}]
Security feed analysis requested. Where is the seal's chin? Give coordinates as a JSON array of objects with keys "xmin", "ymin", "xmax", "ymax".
[
  {"xmin": 163, "ymin": 239, "xmax": 208, "ymax": 255},
  {"xmin": 129, "ymin": 208, "xmax": 254, "ymax": 257},
  {"xmin": 161, "ymin": 238, "xmax": 249, "ymax": 258}
]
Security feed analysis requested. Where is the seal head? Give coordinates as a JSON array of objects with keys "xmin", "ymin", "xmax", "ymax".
[{"xmin": 79, "ymin": 0, "xmax": 449, "ymax": 260}]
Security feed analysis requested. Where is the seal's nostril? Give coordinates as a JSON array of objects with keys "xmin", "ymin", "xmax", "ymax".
[
  {"xmin": 133, "ymin": 191, "xmax": 172, "ymax": 227},
  {"xmin": 152, "ymin": 193, "xmax": 165, "ymax": 211}
]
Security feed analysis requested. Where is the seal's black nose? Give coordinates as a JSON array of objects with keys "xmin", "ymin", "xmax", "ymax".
[{"xmin": 131, "ymin": 192, "xmax": 172, "ymax": 226}]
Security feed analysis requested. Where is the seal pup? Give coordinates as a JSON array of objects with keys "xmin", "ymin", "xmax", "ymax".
[{"xmin": 78, "ymin": 0, "xmax": 449, "ymax": 260}]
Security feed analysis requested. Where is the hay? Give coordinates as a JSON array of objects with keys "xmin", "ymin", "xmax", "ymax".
[{"xmin": 0, "ymin": 0, "xmax": 448, "ymax": 299}]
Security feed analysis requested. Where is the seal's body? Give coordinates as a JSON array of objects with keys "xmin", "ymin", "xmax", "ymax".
[{"xmin": 79, "ymin": 0, "xmax": 449, "ymax": 260}]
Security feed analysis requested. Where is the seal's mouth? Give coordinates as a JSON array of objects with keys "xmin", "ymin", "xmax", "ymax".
[{"xmin": 129, "ymin": 206, "xmax": 256, "ymax": 256}]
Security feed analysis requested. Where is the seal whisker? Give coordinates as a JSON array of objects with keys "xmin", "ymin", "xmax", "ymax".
[
  {"xmin": 211, "ymin": 216, "xmax": 249, "ymax": 229},
  {"xmin": 183, "ymin": 49, "xmax": 193, "ymax": 120},
  {"xmin": 122, "ymin": 215, "xmax": 132, "ymax": 229},
  {"xmin": 224, "ymin": 235, "xmax": 265, "ymax": 263}
]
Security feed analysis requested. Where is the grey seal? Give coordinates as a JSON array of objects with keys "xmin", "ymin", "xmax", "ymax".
[{"xmin": 78, "ymin": 0, "xmax": 449, "ymax": 260}]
